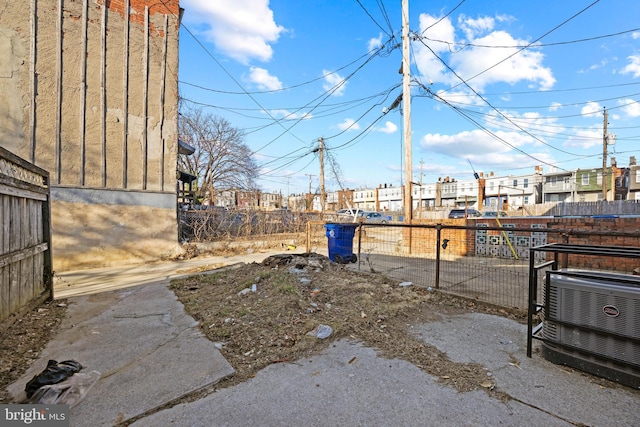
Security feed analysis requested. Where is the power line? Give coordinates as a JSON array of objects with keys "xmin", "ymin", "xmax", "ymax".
[
  {"xmin": 421, "ymin": 25, "xmax": 640, "ymax": 50},
  {"xmin": 416, "ymin": 41, "xmax": 585, "ymax": 158},
  {"xmin": 442, "ymin": 0, "xmax": 601, "ymax": 93}
]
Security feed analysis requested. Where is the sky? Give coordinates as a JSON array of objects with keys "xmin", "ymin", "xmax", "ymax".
[{"xmin": 177, "ymin": 0, "xmax": 640, "ymax": 196}]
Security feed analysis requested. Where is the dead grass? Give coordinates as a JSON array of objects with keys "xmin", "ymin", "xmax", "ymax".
[
  {"xmin": 0, "ymin": 300, "xmax": 68, "ymax": 403},
  {"xmin": 169, "ymin": 252, "xmax": 526, "ymax": 397}
]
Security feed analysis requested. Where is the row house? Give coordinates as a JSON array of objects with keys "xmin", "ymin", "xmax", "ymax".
[
  {"xmin": 484, "ymin": 168, "xmax": 543, "ymax": 210},
  {"xmin": 216, "ymin": 160, "xmax": 634, "ymax": 214},
  {"xmin": 353, "ymin": 188, "xmax": 376, "ymax": 211},
  {"xmin": 413, "ymin": 182, "xmax": 439, "ymax": 209},
  {"xmin": 543, "ymin": 159, "xmax": 627, "ymax": 202},
  {"xmin": 628, "ymin": 157, "xmax": 640, "ymax": 200},
  {"xmin": 377, "ymin": 184, "xmax": 403, "ymax": 211},
  {"xmin": 542, "ymin": 169, "xmax": 575, "ymax": 202},
  {"xmin": 454, "ymin": 178, "xmax": 482, "ymax": 209},
  {"xmin": 260, "ymin": 192, "xmax": 283, "ymax": 210},
  {"xmin": 439, "ymin": 177, "xmax": 458, "ymax": 207}
]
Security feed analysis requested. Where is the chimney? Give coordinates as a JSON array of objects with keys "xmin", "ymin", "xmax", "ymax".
[{"xmin": 631, "ymin": 156, "xmax": 637, "ymax": 166}]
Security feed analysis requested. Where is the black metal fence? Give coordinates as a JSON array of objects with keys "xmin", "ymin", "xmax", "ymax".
[
  {"xmin": 317, "ymin": 222, "xmax": 556, "ymax": 310},
  {"xmin": 308, "ymin": 221, "xmax": 640, "ymax": 311},
  {"xmin": 181, "ymin": 210, "xmax": 640, "ymax": 311}
]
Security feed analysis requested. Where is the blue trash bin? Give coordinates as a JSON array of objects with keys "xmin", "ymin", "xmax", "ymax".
[{"xmin": 324, "ymin": 223, "xmax": 358, "ymax": 264}]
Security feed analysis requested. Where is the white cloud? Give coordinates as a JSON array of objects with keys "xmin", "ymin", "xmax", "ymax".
[
  {"xmin": 485, "ymin": 110, "xmax": 562, "ymax": 145},
  {"xmin": 452, "ymin": 31, "xmax": 555, "ymax": 92},
  {"xmin": 619, "ymin": 98, "xmax": 640, "ymax": 117},
  {"xmin": 458, "ymin": 15, "xmax": 495, "ymax": 40},
  {"xmin": 632, "ymin": 32, "xmax": 640, "ymax": 40},
  {"xmin": 421, "ymin": 129, "xmax": 530, "ymax": 157},
  {"xmin": 269, "ymin": 109, "xmax": 312, "ymax": 120},
  {"xmin": 549, "ymin": 102, "xmax": 562, "ymax": 111},
  {"xmin": 337, "ymin": 118, "xmax": 360, "ymax": 131},
  {"xmin": 181, "ymin": 0, "xmax": 285, "ymax": 64},
  {"xmin": 581, "ymin": 101, "xmax": 603, "ymax": 117},
  {"xmin": 413, "ymin": 14, "xmax": 555, "ymax": 92},
  {"xmin": 563, "ymin": 129, "xmax": 601, "ymax": 149},
  {"xmin": 621, "ymin": 55, "xmax": 640, "ymax": 78},
  {"xmin": 322, "ymin": 70, "xmax": 347, "ymax": 96},
  {"xmin": 413, "ymin": 14, "xmax": 457, "ymax": 85},
  {"xmin": 368, "ymin": 33, "xmax": 383, "ymax": 52},
  {"xmin": 248, "ymin": 67, "xmax": 282, "ymax": 90},
  {"xmin": 378, "ymin": 121, "xmax": 398, "ymax": 134}
]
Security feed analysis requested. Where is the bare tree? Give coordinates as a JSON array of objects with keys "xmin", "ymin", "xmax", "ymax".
[{"xmin": 178, "ymin": 105, "xmax": 258, "ymax": 199}]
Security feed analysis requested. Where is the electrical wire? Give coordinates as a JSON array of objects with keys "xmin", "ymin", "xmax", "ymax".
[
  {"xmin": 356, "ymin": 0, "xmax": 392, "ymax": 37},
  {"xmin": 422, "ymin": 26, "xmax": 640, "ymax": 50},
  {"xmin": 417, "ymin": 40, "xmax": 589, "ymax": 157},
  {"xmin": 443, "ymin": 0, "xmax": 601, "ymax": 93}
]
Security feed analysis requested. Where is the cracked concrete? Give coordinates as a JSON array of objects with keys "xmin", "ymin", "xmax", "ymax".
[{"xmin": 8, "ymin": 250, "xmax": 640, "ymax": 426}]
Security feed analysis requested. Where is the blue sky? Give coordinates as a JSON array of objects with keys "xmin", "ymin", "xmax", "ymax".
[{"xmin": 177, "ymin": 0, "xmax": 640, "ymax": 196}]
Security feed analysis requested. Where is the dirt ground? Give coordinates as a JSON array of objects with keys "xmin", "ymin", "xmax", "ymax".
[
  {"xmin": 170, "ymin": 252, "xmax": 526, "ymax": 399},
  {"xmin": 0, "ymin": 252, "xmax": 527, "ymax": 404},
  {"xmin": 0, "ymin": 299, "xmax": 68, "ymax": 403}
]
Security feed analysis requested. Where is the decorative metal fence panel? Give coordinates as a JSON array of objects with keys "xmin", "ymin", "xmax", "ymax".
[{"xmin": 0, "ymin": 147, "xmax": 52, "ymax": 323}]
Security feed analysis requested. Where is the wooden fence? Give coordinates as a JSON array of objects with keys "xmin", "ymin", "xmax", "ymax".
[{"xmin": 0, "ymin": 146, "xmax": 52, "ymax": 323}]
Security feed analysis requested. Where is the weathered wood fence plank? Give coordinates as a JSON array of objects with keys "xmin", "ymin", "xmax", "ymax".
[{"xmin": 0, "ymin": 146, "xmax": 52, "ymax": 323}]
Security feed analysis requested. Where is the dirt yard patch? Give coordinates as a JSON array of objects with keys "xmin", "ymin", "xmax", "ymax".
[
  {"xmin": 0, "ymin": 252, "xmax": 526, "ymax": 404},
  {"xmin": 169, "ymin": 252, "xmax": 526, "ymax": 397},
  {"xmin": 0, "ymin": 300, "xmax": 68, "ymax": 403}
]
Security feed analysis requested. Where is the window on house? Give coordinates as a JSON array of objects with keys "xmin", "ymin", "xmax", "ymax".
[
  {"xmin": 489, "ymin": 182, "xmax": 494, "ymax": 191},
  {"xmin": 513, "ymin": 179, "xmax": 518, "ymax": 187},
  {"xmin": 582, "ymin": 174, "xmax": 589, "ymax": 185},
  {"xmin": 523, "ymin": 178, "xmax": 529, "ymax": 188},
  {"xmin": 524, "ymin": 196, "xmax": 529, "ymax": 204},
  {"xmin": 550, "ymin": 176, "xmax": 557, "ymax": 186},
  {"xmin": 596, "ymin": 172, "xmax": 602, "ymax": 185},
  {"xmin": 636, "ymin": 170, "xmax": 640, "ymax": 183}
]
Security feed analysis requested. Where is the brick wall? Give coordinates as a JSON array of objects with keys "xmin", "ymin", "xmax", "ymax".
[
  {"xmin": 100, "ymin": 0, "xmax": 180, "ymax": 30},
  {"xmin": 409, "ymin": 216, "xmax": 640, "ymax": 272}
]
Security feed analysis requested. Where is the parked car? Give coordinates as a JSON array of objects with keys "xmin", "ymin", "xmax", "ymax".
[
  {"xmin": 448, "ymin": 208, "xmax": 481, "ymax": 219},
  {"xmin": 482, "ymin": 211, "xmax": 508, "ymax": 217},
  {"xmin": 337, "ymin": 208, "xmax": 363, "ymax": 217},
  {"xmin": 357, "ymin": 211, "xmax": 390, "ymax": 224}
]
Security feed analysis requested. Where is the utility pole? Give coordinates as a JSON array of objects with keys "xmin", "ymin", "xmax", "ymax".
[
  {"xmin": 319, "ymin": 137, "xmax": 326, "ymax": 212},
  {"xmin": 305, "ymin": 173, "xmax": 315, "ymax": 211},
  {"xmin": 402, "ymin": 0, "xmax": 412, "ymax": 222},
  {"xmin": 419, "ymin": 158, "xmax": 424, "ymax": 216},
  {"xmin": 305, "ymin": 174, "xmax": 314, "ymax": 194},
  {"xmin": 602, "ymin": 107, "xmax": 608, "ymax": 201}
]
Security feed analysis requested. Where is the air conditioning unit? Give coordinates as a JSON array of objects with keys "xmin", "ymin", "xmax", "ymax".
[{"xmin": 542, "ymin": 269, "xmax": 640, "ymax": 389}]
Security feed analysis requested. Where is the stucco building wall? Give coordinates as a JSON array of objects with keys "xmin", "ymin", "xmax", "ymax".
[{"xmin": 0, "ymin": 0, "xmax": 182, "ymax": 270}]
